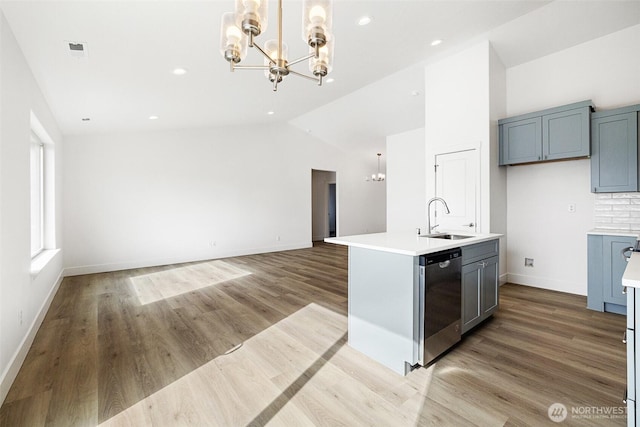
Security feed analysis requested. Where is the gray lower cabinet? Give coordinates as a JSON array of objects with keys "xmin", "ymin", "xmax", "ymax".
[
  {"xmin": 591, "ymin": 105, "xmax": 640, "ymax": 193},
  {"xmin": 499, "ymin": 100, "xmax": 593, "ymax": 166},
  {"xmin": 461, "ymin": 240, "xmax": 499, "ymax": 333},
  {"xmin": 588, "ymin": 234, "xmax": 635, "ymax": 314}
]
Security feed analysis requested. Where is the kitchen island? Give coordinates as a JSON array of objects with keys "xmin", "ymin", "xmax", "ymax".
[{"xmin": 325, "ymin": 231, "xmax": 502, "ymax": 375}]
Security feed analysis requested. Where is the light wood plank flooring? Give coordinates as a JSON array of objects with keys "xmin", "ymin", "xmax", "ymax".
[{"xmin": 0, "ymin": 243, "xmax": 627, "ymax": 426}]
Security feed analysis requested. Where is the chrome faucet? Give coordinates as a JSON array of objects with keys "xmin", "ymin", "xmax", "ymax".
[{"xmin": 427, "ymin": 197, "xmax": 451, "ymax": 234}]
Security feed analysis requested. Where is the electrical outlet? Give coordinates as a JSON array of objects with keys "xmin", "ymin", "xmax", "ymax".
[
  {"xmin": 568, "ymin": 203, "xmax": 576, "ymax": 213},
  {"xmin": 525, "ymin": 258, "xmax": 534, "ymax": 267},
  {"xmin": 18, "ymin": 310, "xmax": 23, "ymax": 326},
  {"xmin": 276, "ymin": 236, "xmax": 281, "ymax": 241},
  {"xmin": 208, "ymin": 241, "xmax": 216, "ymax": 247}
]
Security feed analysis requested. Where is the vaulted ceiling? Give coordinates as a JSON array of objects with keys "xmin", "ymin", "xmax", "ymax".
[{"xmin": 2, "ymin": 1, "xmax": 639, "ymax": 156}]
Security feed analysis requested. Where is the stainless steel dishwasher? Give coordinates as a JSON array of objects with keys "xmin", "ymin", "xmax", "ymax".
[{"xmin": 418, "ymin": 247, "xmax": 462, "ymax": 365}]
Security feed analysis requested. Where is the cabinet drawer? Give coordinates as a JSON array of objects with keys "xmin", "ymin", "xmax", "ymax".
[{"xmin": 462, "ymin": 240, "xmax": 499, "ymax": 265}]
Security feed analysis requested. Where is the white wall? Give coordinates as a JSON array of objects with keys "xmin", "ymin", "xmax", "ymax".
[
  {"xmin": 63, "ymin": 124, "xmax": 386, "ymax": 274},
  {"xmin": 505, "ymin": 24, "xmax": 640, "ymax": 295},
  {"xmin": 424, "ymin": 40, "xmax": 507, "ymax": 277},
  {"xmin": 0, "ymin": 11, "xmax": 64, "ymax": 404},
  {"xmin": 386, "ymin": 128, "xmax": 426, "ymax": 232}
]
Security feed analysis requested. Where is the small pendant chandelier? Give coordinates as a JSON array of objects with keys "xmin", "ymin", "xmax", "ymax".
[
  {"xmin": 368, "ymin": 153, "xmax": 386, "ymax": 182},
  {"xmin": 219, "ymin": 0, "xmax": 334, "ymax": 92}
]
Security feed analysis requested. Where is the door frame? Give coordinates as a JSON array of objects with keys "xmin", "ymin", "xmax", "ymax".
[
  {"xmin": 427, "ymin": 142, "xmax": 481, "ymax": 232},
  {"xmin": 311, "ymin": 169, "xmax": 338, "ymax": 241}
]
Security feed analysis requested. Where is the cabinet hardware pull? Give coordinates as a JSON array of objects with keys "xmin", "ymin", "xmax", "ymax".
[
  {"xmin": 622, "ymin": 247, "xmax": 634, "ymax": 262},
  {"xmin": 623, "ymin": 390, "xmax": 627, "ymax": 404},
  {"xmin": 464, "ymin": 223, "xmax": 474, "ymax": 227},
  {"xmin": 623, "ymin": 286, "xmax": 627, "ymax": 295},
  {"xmin": 623, "ymin": 330, "xmax": 627, "ymax": 344}
]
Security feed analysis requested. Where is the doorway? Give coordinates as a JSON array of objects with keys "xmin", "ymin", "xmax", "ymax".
[
  {"xmin": 312, "ymin": 169, "xmax": 337, "ymax": 242},
  {"xmin": 328, "ymin": 183, "xmax": 336, "ymax": 237}
]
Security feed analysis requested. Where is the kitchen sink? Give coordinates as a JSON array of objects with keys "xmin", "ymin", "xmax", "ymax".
[{"xmin": 420, "ymin": 234, "xmax": 473, "ymax": 240}]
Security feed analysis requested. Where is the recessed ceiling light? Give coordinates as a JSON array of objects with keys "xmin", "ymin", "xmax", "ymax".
[
  {"xmin": 172, "ymin": 68, "xmax": 188, "ymax": 75},
  {"xmin": 431, "ymin": 39, "xmax": 442, "ymax": 47},
  {"xmin": 325, "ymin": 78, "xmax": 335, "ymax": 83},
  {"xmin": 357, "ymin": 16, "xmax": 372, "ymax": 26},
  {"xmin": 148, "ymin": 115, "xmax": 159, "ymax": 120},
  {"xmin": 267, "ymin": 111, "xmax": 275, "ymax": 115}
]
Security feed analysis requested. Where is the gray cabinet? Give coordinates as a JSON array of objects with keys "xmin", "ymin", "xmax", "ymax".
[
  {"xmin": 587, "ymin": 234, "xmax": 635, "ymax": 314},
  {"xmin": 461, "ymin": 240, "xmax": 499, "ymax": 333},
  {"xmin": 591, "ymin": 105, "xmax": 640, "ymax": 193},
  {"xmin": 498, "ymin": 100, "xmax": 593, "ymax": 166}
]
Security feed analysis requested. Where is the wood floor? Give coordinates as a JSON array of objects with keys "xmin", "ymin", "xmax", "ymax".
[{"xmin": 0, "ymin": 243, "xmax": 627, "ymax": 426}]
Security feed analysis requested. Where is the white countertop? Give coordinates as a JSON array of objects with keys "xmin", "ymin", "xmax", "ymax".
[
  {"xmin": 324, "ymin": 231, "xmax": 503, "ymax": 256},
  {"xmin": 623, "ymin": 252, "xmax": 640, "ymax": 288},
  {"xmin": 588, "ymin": 229, "xmax": 640, "ymax": 238}
]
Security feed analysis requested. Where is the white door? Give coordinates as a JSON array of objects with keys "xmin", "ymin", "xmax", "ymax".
[{"xmin": 434, "ymin": 149, "xmax": 478, "ymax": 233}]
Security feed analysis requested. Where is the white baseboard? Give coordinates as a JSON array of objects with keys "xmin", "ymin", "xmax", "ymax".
[
  {"xmin": 499, "ymin": 273, "xmax": 508, "ymax": 286},
  {"xmin": 63, "ymin": 242, "xmax": 312, "ymax": 277},
  {"xmin": 506, "ymin": 273, "xmax": 586, "ymax": 296},
  {"xmin": 0, "ymin": 271, "xmax": 64, "ymax": 405}
]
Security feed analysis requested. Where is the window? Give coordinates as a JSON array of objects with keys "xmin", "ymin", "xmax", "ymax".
[{"xmin": 30, "ymin": 131, "xmax": 44, "ymax": 257}]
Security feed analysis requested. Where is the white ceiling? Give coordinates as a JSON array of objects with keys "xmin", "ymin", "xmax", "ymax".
[{"xmin": 2, "ymin": 0, "xmax": 639, "ymax": 158}]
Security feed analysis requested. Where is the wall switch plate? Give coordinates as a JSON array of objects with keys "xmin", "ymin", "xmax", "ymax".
[{"xmin": 525, "ymin": 258, "xmax": 534, "ymax": 267}]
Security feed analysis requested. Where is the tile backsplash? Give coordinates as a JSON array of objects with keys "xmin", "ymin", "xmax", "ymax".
[{"xmin": 595, "ymin": 193, "xmax": 640, "ymax": 231}]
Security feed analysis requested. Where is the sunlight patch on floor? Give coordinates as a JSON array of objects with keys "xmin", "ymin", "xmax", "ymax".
[
  {"xmin": 98, "ymin": 303, "xmax": 348, "ymax": 426},
  {"xmin": 129, "ymin": 260, "xmax": 251, "ymax": 305}
]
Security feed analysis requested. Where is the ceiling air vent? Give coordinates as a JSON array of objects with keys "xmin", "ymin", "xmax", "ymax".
[{"xmin": 66, "ymin": 41, "xmax": 88, "ymax": 59}]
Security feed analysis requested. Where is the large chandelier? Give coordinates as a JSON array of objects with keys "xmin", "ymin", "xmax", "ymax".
[{"xmin": 219, "ymin": 0, "xmax": 334, "ymax": 91}]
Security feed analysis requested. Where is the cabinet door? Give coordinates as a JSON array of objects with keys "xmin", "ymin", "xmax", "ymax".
[
  {"xmin": 481, "ymin": 256, "xmax": 499, "ymax": 317},
  {"xmin": 501, "ymin": 117, "xmax": 542, "ymax": 165},
  {"xmin": 542, "ymin": 107, "xmax": 590, "ymax": 160},
  {"xmin": 591, "ymin": 112, "xmax": 638, "ymax": 193},
  {"xmin": 461, "ymin": 263, "xmax": 481, "ymax": 333},
  {"xmin": 603, "ymin": 236, "xmax": 635, "ymax": 306}
]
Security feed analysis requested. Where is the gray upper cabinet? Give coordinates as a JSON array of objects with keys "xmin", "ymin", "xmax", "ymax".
[
  {"xmin": 500, "ymin": 117, "xmax": 542, "ymax": 164},
  {"xmin": 498, "ymin": 100, "xmax": 594, "ymax": 166},
  {"xmin": 590, "ymin": 105, "xmax": 640, "ymax": 193}
]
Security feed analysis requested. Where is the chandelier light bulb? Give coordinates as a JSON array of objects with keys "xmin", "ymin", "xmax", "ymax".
[
  {"xmin": 309, "ymin": 5, "xmax": 326, "ymax": 24},
  {"xmin": 226, "ymin": 25, "xmax": 242, "ymax": 42},
  {"xmin": 235, "ymin": 0, "xmax": 268, "ymax": 36},
  {"xmin": 220, "ymin": 12, "xmax": 247, "ymax": 63}
]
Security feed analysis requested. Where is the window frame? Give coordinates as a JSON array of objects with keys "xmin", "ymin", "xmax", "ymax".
[{"xmin": 30, "ymin": 131, "xmax": 45, "ymax": 258}]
